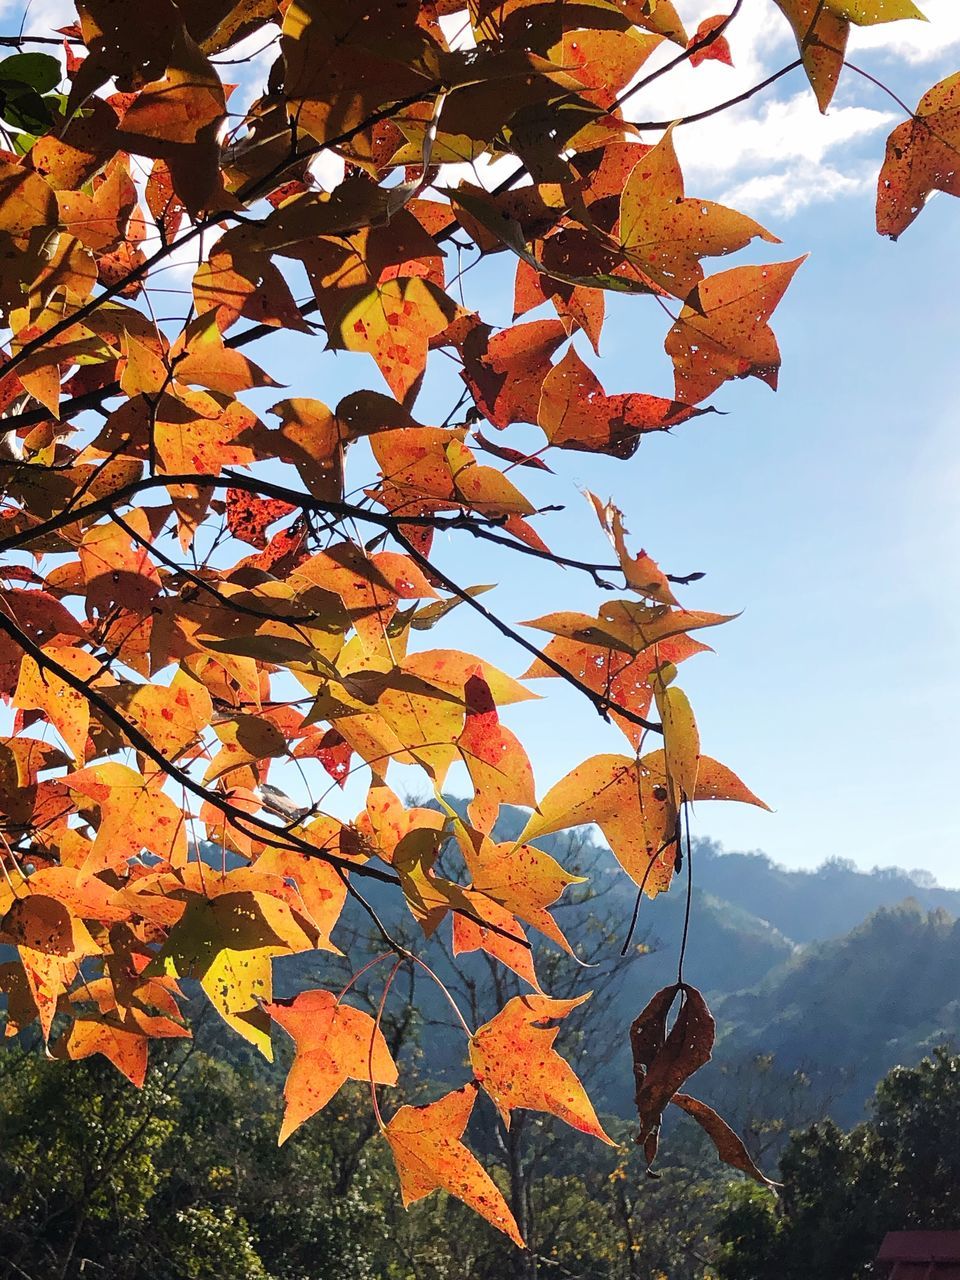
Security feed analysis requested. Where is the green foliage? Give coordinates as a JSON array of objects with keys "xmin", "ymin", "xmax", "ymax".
[
  {"xmin": 0, "ymin": 1045, "xmax": 384, "ymax": 1280},
  {"xmin": 714, "ymin": 1048, "xmax": 960, "ymax": 1280}
]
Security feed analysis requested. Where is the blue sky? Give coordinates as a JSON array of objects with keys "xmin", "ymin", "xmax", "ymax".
[{"xmin": 6, "ymin": 0, "xmax": 959, "ymax": 882}]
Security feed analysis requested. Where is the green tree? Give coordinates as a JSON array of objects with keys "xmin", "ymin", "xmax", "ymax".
[
  {"xmin": 0, "ymin": 1045, "xmax": 383, "ymax": 1280},
  {"xmin": 715, "ymin": 1047, "xmax": 960, "ymax": 1280}
]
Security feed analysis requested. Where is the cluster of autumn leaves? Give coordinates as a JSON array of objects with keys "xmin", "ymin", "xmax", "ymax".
[{"xmin": 0, "ymin": 0, "xmax": 954, "ymax": 1247}]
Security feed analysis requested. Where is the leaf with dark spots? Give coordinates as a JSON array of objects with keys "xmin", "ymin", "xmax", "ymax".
[
  {"xmin": 461, "ymin": 319, "xmax": 568, "ymax": 429},
  {"xmin": 226, "ymin": 487, "xmax": 296, "ymax": 548}
]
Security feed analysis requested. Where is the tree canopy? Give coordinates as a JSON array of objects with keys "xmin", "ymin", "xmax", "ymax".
[
  {"xmin": 0, "ymin": 0, "xmax": 956, "ymax": 1248},
  {"xmin": 715, "ymin": 1048, "xmax": 960, "ymax": 1280}
]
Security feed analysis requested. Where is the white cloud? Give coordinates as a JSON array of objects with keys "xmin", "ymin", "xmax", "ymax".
[
  {"xmin": 674, "ymin": 92, "xmax": 896, "ymax": 177},
  {"xmin": 720, "ymin": 159, "xmax": 875, "ymax": 215},
  {"xmin": 620, "ymin": 0, "xmax": 916, "ymax": 217}
]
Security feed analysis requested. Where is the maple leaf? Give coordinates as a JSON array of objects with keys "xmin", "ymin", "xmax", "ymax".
[
  {"xmin": 384, "ymin": 1085, "xmax": 524, "ymax": 1246},
  {"xmin": 470, "ymin": 994, "xmax": 613, "ymax": 1142},
  {"xmin": 457, "ymin": 671, "xmax": 535, "ymax": 834},
  {"xmin": 266, "ymin": 989, "xmax": 399, "ymax": 1142},
  {"xmin": 334, "ymin": 278, "xmax": 457, "ymax": 403},
  {"xmin": 254, "ymin": 838, "xmax": 348, "ymax": 952},
  {"xmin": 687, "ymin": 15, "xmax": 733, "ymax": 67},
  {"xmin": 538, "ymin": 346, "xmax": 706, "ymax": 457},
  {"xmin": 618, "ymin": 128, "xmax": 777, "ymax": 297},
  {"xmin": 461, "ymin": 319, "xmax": 568, "ymax": 429},
  {"xmin": 13, "ymin": 647, "xmax": 104, "ymax": 762},
  {"xmin": 517, "ymin": 750, "xmax": 767, "ymax": 897},
  {"xmin": 772, "ymin": 0, "xmax": 923, "ymax": 113},
  {"xmin": 877, "ymin": 72, "xmax": 960, "ymax": 238},
  {"xmin": 665, "ymin": 258, "xmax": 806, "ymax": 403},
  {"xmin": 452, "ymin": 893, "xmax": 541, "ymax": 990},
  {"xmin": 64, "ymin": 762, "xmax": 188, "ymax": 876},
  {"xmin": 152, "ymin": 888, "xmax": 318, "ymax": 1057},
  {"xmin": 56, "ymin": 1011, "xmax": 189, "ymax": 1087},
  {"xmin": 461, "ymin": 832, "xmax": 580, "ymax": 954}
]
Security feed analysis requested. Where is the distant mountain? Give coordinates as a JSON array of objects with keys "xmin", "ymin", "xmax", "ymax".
[
  {"xmin": 693, "ymin": 841, "xmax": 960, "ymax": 944},
  {"xmin": 710, "ymin": 900, "xmax": 960, "ymax": 1124}
]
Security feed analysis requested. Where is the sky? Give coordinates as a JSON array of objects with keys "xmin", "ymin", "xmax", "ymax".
[{"xmin": 4, "ymin": 0, "xmax": 960, "ymax": 883}]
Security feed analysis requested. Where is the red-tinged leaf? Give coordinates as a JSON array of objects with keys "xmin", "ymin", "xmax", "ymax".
[
  {"xmin": 255, "ymin": 833, "xmax": 349, "ymax": 951},
  {"xmin": 145, "ymin": 158, "xmax": 186, "ymax": 239},
  {"xmin": 458, "ymin": 671, "xmax": 536, "ymax": 834},
  {"xmin": 385, "ymin": 1085, "xmax": 524, "ymax": 1247},
  {"xmin": 523, "ymin": 629, "xmax": 709, "ymax": 749},
  {"xmin": 687, "ymin": 15, "xmax": 733, "ymax": 67},
  {"xmin": 665, "ymin": 259, "xmax": 806, "ymax": 404},
  {"xmin": 0, "ymin": 588, "xmax": 84, "ymax": 694},
  {"xmin": 539, "ymin": 346, "xmax": 705, "ymax": 457},
  {"xmin": 554, "ymin": 26, "xmax": 663, "ymax": 112},
  {"xmin": 79, "ymin": 510, "xmax": 162, "ymax": 618},
  {"xmin": 65, "ymin": 763, "xmax": 188, "ymax": 876},
  {"xmin": 469, "ymin": 994, "xmax": 613, "ymax": 1142},
  {"xmin": 461, "ymin": 833, "xmax": 581, "ymax": 955},
  {"xmin": 474, "ymin": 429, "xmax": 553, "ymax": 471},
  {"xmin": 314, "ymin": 727, "xmax": 353, "ymax": 788},
  {"xmin": 452, "ymin": 893, "xmax": 541, "ymax": 991},
  {"xmin": 462, "ymin": 319, "xmax": 568, "ymax": 429},
  {"xmin": 113, "ymin": 670, "xmax": 212, "ymax": 762},
  {"xmin": 1, "ymin": 895, "xmax": 78, "ymax": 956},
  {"xmin": 57, "ymin": 157, "xmax": 139, "ymax": 254},
  {"xmin": 56, "ymin": 1013, "xmax": 188, "ymax": 1086},
  {"xmin": 514, "ymin": 258, "xmax": 605, "ymax": 353},
  {"xmin": 226, "ymin": 488, "xmax": 296, "ymax": 548},
  {"xmin": 265, "ymin": 989, "xmax": 398, "ymax": 1142},
  {"xmin": 58, "ymin": 1017, "xmax": 151, "ymax": 1086},
  {"xmin": 294, "ymin": 543, "xmax": 436, "ymax": 652},
  {"xmin": 632, "ymin": 983, "xmax": 715, "ymax": 1147},
  {"xmin": 672, "ymin": 1093, "xmax": 779, "ymax": 1187},
  {"xmin": 334, "ymin": 278, "xmax": 457, "ymax": 403},
  {"xmin": 619, "ymin": 129, "xmax": 776, "ymax": 297},
  {"xmin": 116, "ymin": 26, "xmax": 225, "ymax": 146},
  {"xmin": 877, "ymin": 72, "xmax": 960, "ymax": 239}
]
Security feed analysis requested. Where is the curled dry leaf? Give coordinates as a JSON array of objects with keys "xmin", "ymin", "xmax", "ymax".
[
  {"xmin": 631, "ymin": 983, "xmax": 715, "ymax": 1161},
  {"xmin": 672, "ymin": 1092, "xmax": 779, "ymax": 1188}
]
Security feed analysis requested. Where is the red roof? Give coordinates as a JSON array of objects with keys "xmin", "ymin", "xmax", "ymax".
[{"xmin": 877, "ymin": 1233, "xmax": 960, "ymax": 1279}]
